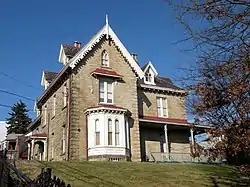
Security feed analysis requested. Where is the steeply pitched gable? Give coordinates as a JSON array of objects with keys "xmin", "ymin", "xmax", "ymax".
[{"xmin": 69, "ymin": 21, "xmax": 144, "ymax": 79}]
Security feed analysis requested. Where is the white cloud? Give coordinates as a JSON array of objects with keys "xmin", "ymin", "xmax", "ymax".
[{"xmin": 0, "ymin": 121, "xmax": 7, "ymax": 141}]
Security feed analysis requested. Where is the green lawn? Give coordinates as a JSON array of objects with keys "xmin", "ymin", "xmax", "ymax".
[{"xmin": 15, "ymin": 160, "xmax": 249, "ymax": 187}]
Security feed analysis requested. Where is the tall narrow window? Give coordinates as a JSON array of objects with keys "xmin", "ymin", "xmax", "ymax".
[
  {"xmin": 62, "ymin": 126, "xmax": 66, "ymax": 154},
  {"xmin": 95, "ymin": 119, "xmax": 100, "ymax": 145},
  {"xmin": 101, "ymin": 50, "xmax": 109, "ymax": 67},
  {"xmin": 63, "ymin": 84, "xmax": 67, "ymax": 107},
  {"xmin": 44, "ymin": 105, "xmax": 47, "ymax": 124},
  {"xmin": 51, "ymin": 140, "xmax": 54, "ymax": 159},
  {"xmin": 115, "ymin": 120, "xmax": 120, "ymax": 146},
  {"xmin": 108, "ymin": 119, "xmax": 112, "ymax": 145},
  {"xmin": 157, "ymin": 97, "xmax": 168, "ymax": 117},
  {"xmin": 53, "ymin": 95, "xmax": 56, "ymax": 116},
  {"xmin": 99, "ymin": 80, "xmax": 113, "ymax": 104}
]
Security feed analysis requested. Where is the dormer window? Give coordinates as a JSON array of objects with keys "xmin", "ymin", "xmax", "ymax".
[
  {"xmin": 143, "ymin": 61, "xmax": 158, "ymax": 85},
  {"xmin": 101, "ymin": 50, "xmax": 109, "ymax": 67},
  {"xmin": 145, "ymin": 72, "xmax": 153, "ymax": 83}
]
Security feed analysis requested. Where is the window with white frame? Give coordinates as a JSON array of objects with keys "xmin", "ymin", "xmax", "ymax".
[
  {"xmin": 157, "ymin": 97, "xmax": 168, "ymax": 117},
  {"xmin": 61, "ymin": 126, "xmax": 66, "ymax": 154},
  {"xmin": 101, "ymin": 50, "xmax": 109, "ymax": 67},
  {"xmin": 53, "ymin": 95, "xmax": 56, "ymax": 116},
  {"xmin": 108, "ymin": 119, "xmax": 112, "ymax": 145},
  {"xmin": 145, "ymin": 72, "xmax": 152, "ymax": 82},
  {"xmin": 95, "ymin": 119, "xmax": 100, "ymax": 145},
  {"xmin": 115, "ymin": 119, "xmax": 120, "ymax": 146},
  {"xmin": 63, "ymin": 84, "xmax": 67, "ymax": 107},
  {"xmin": 99, "ymin": 80, "xmax": 113, "ymax": 104},
  {"xmin": 144, "ymin": 68, "xmax": 154, "ymax": 84}
]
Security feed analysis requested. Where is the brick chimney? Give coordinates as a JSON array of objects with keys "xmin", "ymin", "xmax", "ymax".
[
  {"xmin": 74, "ymin": 41, "xmax": 81, "ymax": 48},
  {"xmin": 131, "ymin": 53, "xmax": 138, "ymax": 63}
]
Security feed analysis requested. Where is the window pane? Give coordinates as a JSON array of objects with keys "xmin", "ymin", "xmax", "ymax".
[
  {"xmin": 100, "ymin": 92, "xmax": 104, "ymax": 102},
  {"xmin": 115, "ymin": 133, "xmax": 119, "ymax": 146},
  {"xmin": 107, "ymin": 82, "xmax": 112, "ymax": 92},
  {"xmin": 157, "ymin": 107, "xmax": 161, "ymax": 117},
  {"xmin": 157, "ymin": 98, "xmax": 161, "ymax": 107},
  {"xmin": 108, "ymin": 119, "xmax": 112, "ymax": 132},
  {"xmin": 163, "ymin": 108, "xmax": 167, "ymax": 117},
  {"xmin": 95, "ymin": 119, "xmax": 100, "ymax": 132},
  {"xmin": 115, "ymin": 120, "xmax": 119, "ymax": 132},
  {"xmin": 162, "ymin": 98, "xmax": 166, "ymax": 107},
  {"xmin": 108, "ymin": 133, "xmax": 112, "ymax": 145},
  {"xmin": 100, "ymin": 81, "xmax": 104, "ymax": 91},
  {"xmin": 107, "ymin": 93, "xmax": 112, "ymax": 103},
  {"xmin": 96, "ymin": 132, "xmax": 100, "ymax": 145}
]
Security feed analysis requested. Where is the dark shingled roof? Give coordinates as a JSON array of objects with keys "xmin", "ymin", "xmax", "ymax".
[
  {"xmin": 62, "ymin": 44, "xmax": 81, "ymax": 57},
  {"xmin": 44, "ymin": 71, "xmax": 58, "ymax": 83},
  {"xmin": 139, "ymin": 76, "xmax": 183, "ymax": 90}
]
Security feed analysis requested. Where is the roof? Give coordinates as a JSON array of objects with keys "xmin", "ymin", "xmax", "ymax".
[
  {"xmin": 139, "ymin": 76, "xmax": 185, "ymax": 92},
  {"xmin": 91, "ymin": 68, "xmax": 122, "ymax": 78},
  {"xmin": 69, "ymin": 21, "xmax": 144, "ymax": 78},
  {"xmin": 139, "ymin": 116, "xmax": 191, "ymax": 125},
  {"xmin": 6, "ymin": 133, "xmax": 23, "ymax": 141},
  {"xmin": 62, "ymin": 44, "xmax": 81, "ymax": 57},
  {"xmin": 43, "ymin": 71, "xmax": 58, "ymax": 83}
]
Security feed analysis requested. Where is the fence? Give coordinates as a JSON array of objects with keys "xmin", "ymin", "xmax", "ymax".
[
  {"xmin": 150, "ymin": 152, "xmax": 224, "ymax": 164},
  {"xmin": 0, "ymin": 151, "xmax": 71, "ymax": 187}
]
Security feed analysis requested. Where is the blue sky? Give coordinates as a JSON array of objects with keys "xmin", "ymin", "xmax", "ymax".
[{"xmin": 0, "ymin": 0, "xmax": 196, "ymax": 121}]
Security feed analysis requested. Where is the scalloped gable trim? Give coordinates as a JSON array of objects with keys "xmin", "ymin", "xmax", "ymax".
[{"xmin": 69, "ymin": 25, "xmax": 144, "ymax": 79}]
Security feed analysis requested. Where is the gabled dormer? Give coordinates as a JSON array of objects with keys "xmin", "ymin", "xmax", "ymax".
[
  {"xmin": 142, "ymin": 61, "xmax": 158, "ymax": 85},
  {"xmin": 41, "ymin": 71, "xmax": 58, "ymax": 90},
  {"xmin": 58, "ymin": 41, "xmax": 81, "ymax": 65}
]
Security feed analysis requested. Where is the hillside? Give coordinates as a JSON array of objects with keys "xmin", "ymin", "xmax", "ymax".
[{"xmin": 15, "ymin": 161, "xmax": 249, "ymax": 187}]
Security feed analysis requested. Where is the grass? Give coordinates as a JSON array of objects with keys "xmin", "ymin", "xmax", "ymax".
[{"xmin": 15, "ymin": 160, "xmax": 249, "ymax": 187}]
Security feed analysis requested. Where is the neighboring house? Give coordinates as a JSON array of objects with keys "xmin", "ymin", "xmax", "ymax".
[
  {"xmin": 27, "ymin": 17, "xmax": 209, "ymax": 162},
  {"xmin": 1, "ymin": 133, "xmax": 27, "ymax": 159}
]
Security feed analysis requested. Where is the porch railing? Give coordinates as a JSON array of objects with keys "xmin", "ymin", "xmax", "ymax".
[{"xmin": 150, "ymin": 152, "xmax": 223, "ymax": 163}]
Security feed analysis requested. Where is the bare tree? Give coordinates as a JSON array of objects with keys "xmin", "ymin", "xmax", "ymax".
[{"xmin": 168, "ymin": 0, "xmax": 250, "ymax": 166}]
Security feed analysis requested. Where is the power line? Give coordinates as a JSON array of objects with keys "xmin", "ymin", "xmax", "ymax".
[
  {"xmin": 0, "ymin": 89, "xmax": 35, "ymax": 101},
  {"xmin": 0, "ymin": 71, "xmax": 41, "ymax": 90}
]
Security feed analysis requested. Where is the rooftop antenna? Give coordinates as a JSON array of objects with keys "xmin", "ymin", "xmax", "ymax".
[{"xmin": 105, "ymin": 14, "xmax": 109, "ymax": 39}]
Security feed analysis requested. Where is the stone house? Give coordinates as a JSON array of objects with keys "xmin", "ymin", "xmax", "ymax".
[{"xmin": 26, "ymin": 17, "xmax": 209, "ymax": 162}]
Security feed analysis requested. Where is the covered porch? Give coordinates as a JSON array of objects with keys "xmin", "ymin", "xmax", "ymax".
[
  {"xmin": 139, "ymin": 116, "xmax": 210, "ymax": 162},
  {"xmin": 26, "ymin": 133, "xmax": 47, "ymax": 161}
]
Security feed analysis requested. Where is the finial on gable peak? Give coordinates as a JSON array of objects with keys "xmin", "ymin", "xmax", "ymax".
[
  {"xmin": 105, "ymin": 14, "xmax": 109, "ymax": 39},
  {"xmin": 105, "ymin": 14, "xmax": 109, "ymax": 26}
]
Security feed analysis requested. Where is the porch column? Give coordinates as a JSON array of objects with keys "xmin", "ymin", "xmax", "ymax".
[
  {"xmin": 190, "ymin": 128, "xmax": 195, "ymax": 146},
  {"xmin": 31, "ymin": 139, "xmax": 34, "ymax": 160},
  {"xmin": 164, "ymin": 124, "xmax": 169, "ymax": 160},
  {"xmin": 27, "ymin": 143, "xmax": 31, "ymax": 160},
  {"xmin": 43, "ymin": 140, "xmax": 47, "ymax": 161}
]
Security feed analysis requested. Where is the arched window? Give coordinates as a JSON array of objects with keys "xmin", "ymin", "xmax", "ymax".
[
  {"xmin": 101, "ymin": 50, "xmax": 109, "ymax": 67},
  {"xmin": 108, "ymin": 119, "xmax": 112, "ymax": 145},
  {"xmin": 95, "ymin": 119, "xmax": 100, "ymax": 145},
  {"xmin": 115, "ymin": 119, "xmax": 120, "ymax": 146}
]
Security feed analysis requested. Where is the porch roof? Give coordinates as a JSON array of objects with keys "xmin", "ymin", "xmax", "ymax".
[
  {"xmin": 25, "ymin": 133, "xmax": 47, "ymax": 142},
  {"xmin": 139, "ymin": 116, "xmax": 191, "ymax": 126},
  {"xmin": 139, "ymin": 116, "xmax": 213, "ymax": 130}
]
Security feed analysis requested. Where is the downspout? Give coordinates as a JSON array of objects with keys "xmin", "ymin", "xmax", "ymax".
[
  {"xmin": 67, "ymin": 72, "xmax": 72, "ymax": 161},
  {"xmin": 86, "ymin": 115, "xmax": 88, "ymax": 160}
]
